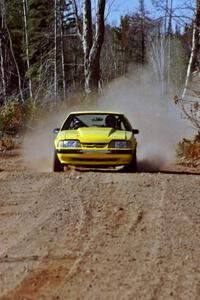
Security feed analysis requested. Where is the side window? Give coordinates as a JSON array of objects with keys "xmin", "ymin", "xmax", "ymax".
[
  {"xmin": 69, "ymin": 119, "xmax": 75, "ymax": 129},
  {"xmin": 61, "ymin": 116, "xmax": 73, "ymax": 130},
  {"xmin": 117, "ymin": 117, "xmax": 128, "ymax": 131},
  {"xmin": 120, "ymin": 122, "xmax": 126, "ymax": 131},
  {"xmin": 122, "ymin": 117, "xmax": 132, "ymax": 131}
]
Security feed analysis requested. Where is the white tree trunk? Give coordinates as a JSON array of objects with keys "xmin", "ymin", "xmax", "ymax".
[
  {"xmin": 72, "ymin": 0, "xmax": 106, "ymax": 95},
  {"xmin": 54, "ymin": 0, "xmax": 57, "ymax": 101},
  {"xmin": 167, "ymin": 0, "xmax": 173, "ymax": 88},
  {"xmin": 22, "ymin": 0, "xmax": 33, "ymax": 99},
  {"xmin": 182, "ymin": 13, "xmax": 197, "ymax": 100},
  {"xmin": 59, "ymin": 1, "xmax": 66, "ymax": 100},
  {"xmin": 179, "ymin": 0, "xmax": 200, "ymax": 130},
  {"xmin": 0, "ymin": 1, "xmax": 6, "ymax": 103},
  {"xmin": 164, "ymin": 0, "xmax": 168, "ymax": 35},
  {"xmin": 149, "ymin": 36, "xmax": 168, "ymax": 94},
  {"xmin": 0, "ymin": 35, "xmax": 6, "ymax": 103}
]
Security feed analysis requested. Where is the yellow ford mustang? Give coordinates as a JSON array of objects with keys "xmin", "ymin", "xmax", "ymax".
[{"xmin": 53, "ymin": 111, "xmax": 139, "ymax": 172}]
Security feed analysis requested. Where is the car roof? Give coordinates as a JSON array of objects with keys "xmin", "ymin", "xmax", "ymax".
[{"xmin": 68, "ymin": 111, "xmax": 124, "ymax": 116}]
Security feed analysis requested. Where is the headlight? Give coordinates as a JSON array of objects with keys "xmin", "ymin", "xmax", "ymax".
[
  {"xmin": 58, "ymin": 140, "xmax": 81, "ymax": 148},
  {"xmin": 109, "ymin": 140, "xmax": 132, "ymax": 148}
]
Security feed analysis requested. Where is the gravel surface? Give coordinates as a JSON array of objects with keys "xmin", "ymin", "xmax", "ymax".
[{"xmin": 0, "ymin": 153, "xmax": 200, "ymax": 300}]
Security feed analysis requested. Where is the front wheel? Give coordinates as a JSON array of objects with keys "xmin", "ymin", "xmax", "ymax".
[
  {"xmin": 122, "ymin": 151, "xmax": 137, "ymax": 173},
  {"xmin": 53, "ymin": 151, "xmax": 64, "ymax": 172}
]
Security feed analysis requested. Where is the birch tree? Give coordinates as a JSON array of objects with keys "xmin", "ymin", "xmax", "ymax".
[
  {"xmin": 0, "ymin": 0, "xmax": 23, "ymax": 103},
  {"xmin": 149, "ymin": 36, "xmax": 168, "ymax": 94},
  {"xmin": 54, "ymin": 0, "xmax": 58, "ymax": 101},
  {"xmin": 22, "ymin": 0, "xmax": 33, "ymax": 99},
  {"xmin": 175, "ymin": 0, "xmax": 200, "ymax": 130},
  {"xmin": 0, "ymin": 1, "xmax": 6, "ymax": 104},
  {"xmin": 139, "ymin": 0, "xmax": 146, "ymax": 64},
  {"xmin": 72, "ymin": 0, "xmax": 106, "ymax": 95},
  {"xmin": 167, "ymin": 0, "xmax": 173, "ymax": 87},
  {"xmin": 23, "ymin": 0, "xmax": 55, "ymax": 102},
  {"xmin": 59, "ymin": 0, "xmax": 66, "ymax": 100}
]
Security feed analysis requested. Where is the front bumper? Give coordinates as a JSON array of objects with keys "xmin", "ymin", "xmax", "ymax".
[{"xmin": 56, "ymin": 149, "xmax": 134, "ymax": 166}]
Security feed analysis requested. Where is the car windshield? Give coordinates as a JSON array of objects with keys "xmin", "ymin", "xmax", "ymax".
[{"xmin": 61, "ymin": 113, "xmax": 132, "ymax": 131}]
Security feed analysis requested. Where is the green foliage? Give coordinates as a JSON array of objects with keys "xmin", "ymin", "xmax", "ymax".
[
  {"xmin": 0, "ymin": 99, "xmax": 44, "ymax": 151},
  {"xmin": 0, "ymin": 100, "xmax": 41, "ymax": 132},
  {"xmin": 0, "ymin": 101, "xmax": 23, "ymax": 132},
  {"xmin": 0, "ymin": 0, "xmax": 194, "ymax": 104},
  {"xmin": 25, "ymin": 63, "xmax": 40, "ymax": 81}
]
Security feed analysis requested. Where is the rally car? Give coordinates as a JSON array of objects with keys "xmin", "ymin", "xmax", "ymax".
[{"xmin": 53, "ymin": 111, "xmax": 139, "ymax": 172}]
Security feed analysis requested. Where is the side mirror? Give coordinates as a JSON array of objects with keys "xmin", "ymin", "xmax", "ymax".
[
  {"xmin": 53, "ymin": 128, "xmax": 60, "ymax": 134},
  {"xmin": 132, "ymin": 129, "xmax": 139, "ymax": 134}
]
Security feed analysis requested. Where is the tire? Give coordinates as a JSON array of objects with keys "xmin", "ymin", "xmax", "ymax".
[
  {"xmin": 122, "ymin": 151, "xmax": 137, "ymax": 173},
  {"xmin": 53, "ymin": 151, "xmax": 64, "ymax": 172}
]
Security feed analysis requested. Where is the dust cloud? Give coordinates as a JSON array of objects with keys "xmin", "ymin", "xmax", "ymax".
[
  {"xmin": 22, "ymin": 114, "xmax": 59, "ymax": 172},
  {"xmin": 22, "ymin": 102, "xmax": 88, "ymax": 172},
  {"xmin": 22, "ymin": 68, "xmax": 193, "ymax": 172},
  {"xmin": 97, "ymin": 69, "xmax": 194, "ymax": 171}
]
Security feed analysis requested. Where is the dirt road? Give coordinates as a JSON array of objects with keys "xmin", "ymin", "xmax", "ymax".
[{"xmin": 0, "ymin": 152, "xmax": 200, "ymax": 300}]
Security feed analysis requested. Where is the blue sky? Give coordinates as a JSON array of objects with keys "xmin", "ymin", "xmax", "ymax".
[
  {"xmin": 107, "ymin": 0, "xmax": 194, "ymax": 26},
  {"xmin": 109, "ymin": 0, "xmax": 154, "ymax": 21}
]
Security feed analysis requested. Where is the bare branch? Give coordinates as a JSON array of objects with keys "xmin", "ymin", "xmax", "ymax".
[
  {"xmin": 6, "ymin": 25, "xmax": 24, "ymax": 102},
  {"xmin": 105, "ymin": 0, "xmax": 115, "ymax": 22},
  {"xmin": 71, "ymin": 0, "xmax": 83, "ymax": 40}
]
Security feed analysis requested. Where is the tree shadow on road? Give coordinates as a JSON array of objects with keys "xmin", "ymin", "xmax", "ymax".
[
  {"xmin": 138, "ymin": 159, "xmax": 200, "ymax": 175},
  {"xmin": 73, "ymin": 160, "xmax": 200, "ymax": 175}
]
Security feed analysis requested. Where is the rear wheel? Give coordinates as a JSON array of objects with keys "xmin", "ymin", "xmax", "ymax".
[
  {"xmin": 123, "ymin": 151, "xmax": 137, "ymax": 173},
  {"xmin": 53, "ymin": 151, "xmax": 64, "ymax": 172}
]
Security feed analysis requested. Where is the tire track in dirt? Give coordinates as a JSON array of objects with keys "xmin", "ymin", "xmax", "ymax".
[
  {"xmin": 1, "ymin": 175, "xmax": 122, "ymax": 299},
  {"xmin": 30, "ymin": 174, "xmax": 165, "ymax": 299},
  {"xmin": 0, "ymin": 171, "xmax": 91, "ymax": 297},
  {"xmin": 0, "ymin": 171, "xmax": 199, "ymax": 300},
  {"xmin": 0, "ymin": 171, "xmax": 110, "ymax": 299},
  {"xmin": 150, "ymin": 177, "xmax": 200, "ymax": 300}
]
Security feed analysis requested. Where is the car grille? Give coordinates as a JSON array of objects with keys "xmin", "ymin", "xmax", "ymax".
[
  {"xmin": 81, "ymin": 143, "xmax": 107, "ymax": 148},
  {"xmin": 71, "ymin": 158, "xmax": 118, "ymax": 162}
]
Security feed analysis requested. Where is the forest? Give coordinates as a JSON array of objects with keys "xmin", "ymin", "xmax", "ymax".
[
  {"xmin": 0, "ymin": 1, "xmax": 199, "ymax": 142},
  {"xmin": 1, "ymin": 3, "xmax": 200, "ymax": 298}
]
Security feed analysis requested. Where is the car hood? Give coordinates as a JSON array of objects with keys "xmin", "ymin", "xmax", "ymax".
[{"xmin": 58, "ymin": 128, "xmax": 132, "ymax": 143}]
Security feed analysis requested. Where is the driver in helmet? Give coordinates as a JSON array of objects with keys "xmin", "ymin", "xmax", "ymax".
[
  {"xmin": 105, "ymin": 115, "xmax": 117, "ymax": 128},
  {"xmin": 73, "ymin": 119, "xmax": 82, "ymax": 129}
]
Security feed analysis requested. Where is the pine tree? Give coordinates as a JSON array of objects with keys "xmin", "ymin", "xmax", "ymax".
[
  {"xmin": 0, "ymin": 0, "xmax": 24, "ymax": 102},
  {"xmin": 26, "ymin": 0, "xmax": 54, "ymax": 84}
]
